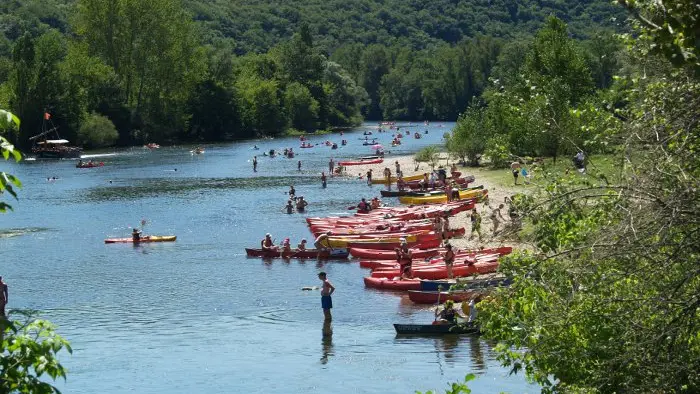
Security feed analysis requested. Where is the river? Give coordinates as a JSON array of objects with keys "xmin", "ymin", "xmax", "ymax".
[{"xmin": 1, "ymin": 122, "xmax": 536, "ymax": 393}]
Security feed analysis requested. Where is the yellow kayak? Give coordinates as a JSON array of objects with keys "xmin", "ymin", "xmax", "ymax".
[
  {"xmin": 327, "ymin": 234, "xmax": 418, "ymax": 248},
  {"xmin": 370, "ymin": 173, "xmax": 424, "ymax": 184},
  {"xmin": 398, "ymin": 189, "xmax": 488, "ymax": 205}
]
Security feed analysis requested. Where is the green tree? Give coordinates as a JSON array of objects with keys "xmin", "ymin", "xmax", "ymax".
[
  {"xmin": 359, "ymin": 44, "xmax": 391, "ymax": 119},
  {"xmin": 478, "ymin": 33, "xmax": 700, "ymax": 394},
  {"xmin": 77, "ymin": 112, "xmax": 118, "ymax": 148},
  {"xmin": 283, "ymin": 82, "xmax": 319, "ymax": 132},
  {"xmin": 236, "ymin": 76, "xmax": 284, "ymax": 137},
  {"xmin": 186, "ymin": 79, "xmax": 239, "ymax": 141},
  {"xmin": 414, "ymin": 146, "xmax": 441, "ymax": 170},
  {"xmin": 0, "ymin": 109, "xmax": 21, "ymax": 212},
  {"xmin": 446, "ymin": 103, "xmax": 490, "ymax": 166}
]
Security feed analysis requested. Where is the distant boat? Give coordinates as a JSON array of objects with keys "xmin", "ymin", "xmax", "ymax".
[{"xmin": 29, "ymin": 112, "xmax": 82, "ymax": 159}]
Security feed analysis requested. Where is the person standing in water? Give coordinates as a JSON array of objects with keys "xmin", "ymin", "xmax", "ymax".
[
  {"xmin": 297, "ymin": 160, "xmax": 302, "ymax": 171},
  {"xmin": 329, "ymin": 158, "xmax": 334, "ymax": 174},
  {"xmin": 318, "ymin": 272, "xmax": 335, "ymax": 321},
  {"xmin": 321, "ymin": 172, "xmax": 327, "ymax": 188},
  {"xmin": 253, "ymin": 156, "xmax": 258, "ymax": 172},
  {"xmin": 0, "ymin": 276, "xmax": 8, "ymax": 316}
]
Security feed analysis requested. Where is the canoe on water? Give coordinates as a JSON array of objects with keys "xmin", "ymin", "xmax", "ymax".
[
  {"xmin": 245, "ymin": 248, "xmax": 349, "ymax": 259},
  {"xmin": 393, "ymin": 323, "xmax": 479, "ymax": 335},
  {"xmin": 104, "ymin": 235, "xmax": 177, "ymax": 244}
]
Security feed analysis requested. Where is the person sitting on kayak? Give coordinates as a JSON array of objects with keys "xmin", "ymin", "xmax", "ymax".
[
  {"xmin": 296, "ymin": 196, "xmax": 308, "ymax": 212},
  {"xmin": 297, "ymin": 239, "xmax": 307, "ymax": 251},
  {"xmin": 285, "ymin": 200, "xmax": 294, "ymax": 214},
  {"xmin": 261, "ymin": 233, "xmax": 276, "ymax": 252},
  {"xmin": 370, "ymin": 197, "xmax": 381, "ymax": 210},
  {"xmin": 77, "ymin": 159, "xmax": 84, "ymax": 167},
  {"xmin": 132, "ymin": 228, "xmax": 142, "ymax": 242},
  {"xmin": 358, "ymin": 198, "xmax": 371, "ymax": 213}
]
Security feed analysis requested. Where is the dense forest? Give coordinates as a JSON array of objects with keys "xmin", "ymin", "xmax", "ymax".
[{"xmin": 0, "ymin": 0, "xmax": 625, "ymax": 149}]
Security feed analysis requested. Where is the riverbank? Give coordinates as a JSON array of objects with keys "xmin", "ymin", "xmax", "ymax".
[{"xmin": 335, "ymin": 152, "xmax": 540, "ymax": 251}]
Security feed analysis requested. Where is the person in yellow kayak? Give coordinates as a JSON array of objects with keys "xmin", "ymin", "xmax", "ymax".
[{"xmin": 132, "ymin": 228, "xmax": 142, "ymax": 242}]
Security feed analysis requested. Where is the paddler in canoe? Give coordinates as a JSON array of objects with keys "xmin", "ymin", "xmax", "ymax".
[
  {"xmin": 261, "ymin": 233, "xmax": 277, "ymax": 252},
  {"xmin": 436, "ymin": 300, "xmax": 465, "ymax": 324}
]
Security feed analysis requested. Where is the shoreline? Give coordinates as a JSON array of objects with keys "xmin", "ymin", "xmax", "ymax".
[{"xmin": 335, "ymin": 153, "xmax": 532, "ymax": 251}]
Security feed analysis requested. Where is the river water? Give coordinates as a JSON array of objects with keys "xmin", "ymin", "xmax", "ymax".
[{"xmin": 1, "ymin": 123, "xmax": 535, "ymax": 393}]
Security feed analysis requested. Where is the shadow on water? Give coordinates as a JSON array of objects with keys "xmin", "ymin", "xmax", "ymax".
[
  {"xmin": 321, "ymin": 320, "xmax": 333, "ymax": 365},
  {"xmin": 80, "ymin": 176, "xmax": 320, "ymax": 202}
]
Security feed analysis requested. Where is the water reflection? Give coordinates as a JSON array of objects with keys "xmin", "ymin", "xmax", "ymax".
[
  {"xmin": 436, "ymin": 335, "xmax": 460, "ymax": 364},
  {"xmin": 321, "ymin": 320, "xmax": 333, "ymax": 365},
  {"xmin": 469, "ymin": 336, "xmax": 486, "ymax": 371}
]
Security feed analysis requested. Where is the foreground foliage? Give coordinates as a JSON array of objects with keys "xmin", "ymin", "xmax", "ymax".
[
  {"xmin": 1, "ymin": 312, "xmax": 72, "ymax": 394},
  {"xmin": 475, "ymin": 2, "xmax": 700, "ymax": 391}
]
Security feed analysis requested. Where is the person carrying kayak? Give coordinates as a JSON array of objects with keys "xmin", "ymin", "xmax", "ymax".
[{"xmin": 261, "ymin": 233, "xmax": 276, "ymax": 252}]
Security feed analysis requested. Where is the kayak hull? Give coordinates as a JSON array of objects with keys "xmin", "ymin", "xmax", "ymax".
[
  {"xmin": 245, "ymin": 248, "xmax": 349, "ymax": 259},
  {"xmin": 393, "ymin": 323, "xmax": 479, "ymax": 335},
  {"xmin": 363, "ymin": 277, "xmax": 421, "ymax": 291}
]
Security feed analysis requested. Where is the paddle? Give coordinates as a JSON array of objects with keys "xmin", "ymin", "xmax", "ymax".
[{"xmin": 433, "ymin": 285, "xmax": 443, "ymax": 323}]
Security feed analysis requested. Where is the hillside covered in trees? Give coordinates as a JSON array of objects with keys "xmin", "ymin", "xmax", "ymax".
[{"xmin": 0, "ymin": 0, "xmax": 626, "ymax": 149}]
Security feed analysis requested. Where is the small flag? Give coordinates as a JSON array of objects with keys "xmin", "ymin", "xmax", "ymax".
[{"xmin": 44, "ymin": 112, "xmax": 51, "ymax": 120}]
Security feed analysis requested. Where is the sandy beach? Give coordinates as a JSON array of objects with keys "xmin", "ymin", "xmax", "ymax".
[{"xmin": 335, "ymin": 153, "xmax": 522, "ymax": 252}]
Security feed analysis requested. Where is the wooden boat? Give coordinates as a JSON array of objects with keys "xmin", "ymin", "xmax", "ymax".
[
  {"xmin": 393, "ymin": 323, "xmax": 479, "ymax": 335},
  {"xmin": 104, "ymin": 235, "xmax": 177, "ymax": 244},
  {"xmin": 245, "ymin": 248, "xmax": 349, "ymax": 259},
  {"xmin": 29, "ymin": 114, "xmax": 82, "ymax": 159}
]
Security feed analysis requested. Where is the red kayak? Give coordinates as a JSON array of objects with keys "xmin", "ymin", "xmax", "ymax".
[
  {"xmin": 363, "ymin": 276, "xmax": 422, "ymax": 291},
  {"xmin": 338, "ymin": 158, "xmax": 383, "ymax": 166},
  {"xmin": 245, "ymin": 248, "xmax": 349, "ymax": 259},
  {"xmin": 370, "ymin": 258, "xmax": 500, "ymax": 279}
]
